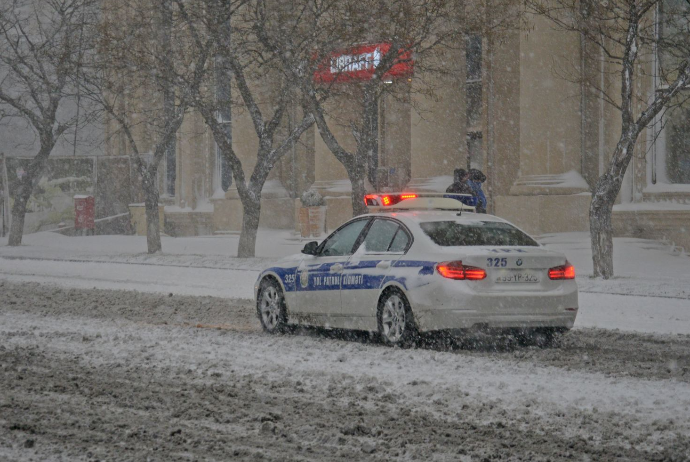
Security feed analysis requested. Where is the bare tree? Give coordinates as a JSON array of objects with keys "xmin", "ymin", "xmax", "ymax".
[
  {"xmin": 254, "ymin": 0, "xmax": 516, "ymax": 217},
  {"xmin": 0, "ymin": 0, "xmax": 95, "ymax": 246},
  {"xmin": 83, "ymin": 0, "xmax": 213, "ymax": 253},
  {"xmin": 528, "ymin": 0, "xmax": 690, "ymax": 278},
  {"xmin": 177, "ymin": 0, "xmax": 314, "ymax": 258}
]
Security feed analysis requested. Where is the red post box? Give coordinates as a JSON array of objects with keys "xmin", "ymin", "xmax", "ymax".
[{"xmin": 74, "ymin": 195, "xmax": 95, "ymax": 231}]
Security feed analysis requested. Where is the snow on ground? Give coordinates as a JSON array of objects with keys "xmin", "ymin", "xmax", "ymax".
[
  {"xmin": 1, "ymin": 229, "xmax": 689, "ymax": 335},
  {"xmin": 1, "ymin": 282, "xmax": 689, "ymax": 460},
  {"xmin": 0, "ymin": 230, "xmax": 689, "ymax": 459},
  {"xmin": 540, "ymin": 232, "xmax": 690, "ymax": 286},
  {"xmin": 539, "ymin": 232, "xmax": 690, "ymax": 334},
  {"xmin": 0, "ymin": 229, "xmax": 304, "ymax": 266},
  {"xmin": 576, "ymin": 293, "xmax": 690, "ymax": 334},
  {"xmin": 5, "ymin": 309, "xmax": 690, "ymax": 429},
  {"xmin": 0, "ymin": 259, "xmax": 255, "ymax": 298}
]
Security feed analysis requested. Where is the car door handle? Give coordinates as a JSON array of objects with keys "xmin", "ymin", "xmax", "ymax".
[
  {"xmin": 376, "ymin": 261, "xmax": 391, "ymax": 270},
  {"xmin": 330, "ymin": 263, "xmax": 343, "ymax": 273}
]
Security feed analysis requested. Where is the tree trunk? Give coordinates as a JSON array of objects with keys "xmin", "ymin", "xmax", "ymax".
[
  {"xmin": 2, "ymin": 154, "xmax": 12, "ymax": 237},
  {"xmin": 589, "ymin": 137, "xmax": 634, "ymax": 279},
  {"xmin": 142, "ymin": 173, "xmax": 162, "ymax": 254},
  {"xmin": 7, "ymin": 142, "xmax": 54, "ymax": 246},
  {"xmin": 7, "ymin": 182, "xmax": 32, "ymax": 246},
  {"xmin": 589, "ymin": 181, "xmax": 615, "ymax": 279},
  {"xmin": 348, "ymin": 165, "xmax": 368, "ymax": 217},
  {"xmin": 238, "ymin": 194, "xmax": 261, "ymax": 258}
]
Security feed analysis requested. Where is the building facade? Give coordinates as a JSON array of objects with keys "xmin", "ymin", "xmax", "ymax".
[{"xmin": 131, "ymin": 4, "xmax": 690, "ymax": 250}]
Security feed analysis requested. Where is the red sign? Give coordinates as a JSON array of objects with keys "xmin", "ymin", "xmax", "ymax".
[{"xmin": 314, "ymin": 43, "xmax": 413, "ymax": 84}]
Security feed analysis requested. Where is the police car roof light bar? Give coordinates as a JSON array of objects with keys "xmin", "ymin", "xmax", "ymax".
[{"xmin": 364, "ymin": 192, "xmax": 476, "ymax": 212}]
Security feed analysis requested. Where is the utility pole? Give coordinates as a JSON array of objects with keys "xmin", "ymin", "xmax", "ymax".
[{"xmin": 1, "ymin": 153, "xmax": 11, "ymax": 237}]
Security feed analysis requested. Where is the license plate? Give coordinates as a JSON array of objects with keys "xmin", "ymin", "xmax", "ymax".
[{"xmin": 494, "ymin": 270, "xmax": 541, "ymax": 284}]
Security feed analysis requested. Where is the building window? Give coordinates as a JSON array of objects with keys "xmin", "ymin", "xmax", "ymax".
[
  {"xmin": 652, "ymin": 0, "xmax": 690, "ymax": 185},
  {"xmin": 215, "ymin": 146, "xmax": 232, "ymax": 193},
  {"xmin": 214, "ymin": 55, "xmax": 233, "ymax": 193},
  {"xmin": 165, "ymin": 141, "xmax": 176, "ymax": 196},
  {"xmin": 467, "ymin": 132, "xmax": 483, "ymax": 171},
  {"xmin": 466, "ymin": 82, "xmax": 483, "ymax": 129},
  {"xmin": 465, "ymin": 35, "xmax": 482, "ymax": 81},
  {"xmin": 667, "ymin": 105, "xmax": 690, "ymax": 184}
]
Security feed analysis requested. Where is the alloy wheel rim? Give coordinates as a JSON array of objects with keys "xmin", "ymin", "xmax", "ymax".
[
  {"xmin": 381, "ymin": 295, "xmax": 406, "ymax": 343},
  {"xmin": 260, "ymin": 286, "xmax": 281, "ymax": 330}
]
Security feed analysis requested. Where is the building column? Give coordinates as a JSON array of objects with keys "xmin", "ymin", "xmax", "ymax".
[
  {"xmin": 494, "ymin": 14, "xmax": 591, "ymax": 235},
  {"xmin": 408, "ymin": 45, "xmax": 466, "ymax": 191},
  {"xmin": 379, "ymin": 80, "xmax": 412, "ymax": 188}
]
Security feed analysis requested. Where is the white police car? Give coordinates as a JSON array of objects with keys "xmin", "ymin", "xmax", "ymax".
[{"xmin": 255, "ymin": 193, "xmax": 578, "ymax": 346}]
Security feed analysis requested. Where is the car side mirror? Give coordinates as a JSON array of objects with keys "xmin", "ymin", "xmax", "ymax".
[{"xmin": 301, "ymin": 241, "xmax": 319, "ymax": 255}]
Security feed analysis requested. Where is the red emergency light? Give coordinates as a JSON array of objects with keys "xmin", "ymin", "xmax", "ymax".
[{"xmin": 364, "ymin": 193, "xmax": 417, "ymax": 207}]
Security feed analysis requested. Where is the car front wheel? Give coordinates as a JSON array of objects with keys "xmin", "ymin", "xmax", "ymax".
[
  {"xmin": 377, "ymin": 289, "xmax": 417, "ymax": 347},
  {"xmin": 257, "ymin": 278, "xmax": 287, "ymax": 334}
]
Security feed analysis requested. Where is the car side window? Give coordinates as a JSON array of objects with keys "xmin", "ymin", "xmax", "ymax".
[
  {"xmin": 360, "ymin": 219, "xmax": 400, "ymax": 253},
  {"xmin": 388, "ymin": 228, "xmax": 410, "ymax": 252},
  {"xmin": 319, "ymin": 219, "xmax": 369, "ymax": 257}
]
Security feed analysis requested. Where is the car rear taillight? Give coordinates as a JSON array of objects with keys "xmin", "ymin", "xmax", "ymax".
[
  {"xmin": 548, "ymin": 261, "xmax": 576, "ymax": 280},
  {"xmin": 436, "ymin": 261, "xmax": 486, "ymax": 280}
]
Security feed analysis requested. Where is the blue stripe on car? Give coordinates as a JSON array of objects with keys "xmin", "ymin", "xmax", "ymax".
[
  {"xmin": 258, "ymin": 260, "xmax": 438, "ymax": 293},
  {"xmin": 259, "ymin": 266, "xmax": 299, "ymax": 292}
]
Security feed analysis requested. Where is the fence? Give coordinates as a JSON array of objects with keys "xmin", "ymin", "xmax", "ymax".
[{"xmin": 0, "ymin": 155, "xmax": 144, "ymax": 235}]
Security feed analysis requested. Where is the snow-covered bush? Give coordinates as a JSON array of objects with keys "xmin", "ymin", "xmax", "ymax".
[{"xmin": 300, "ymin": 189, "xmax": 325, "ymax": 207}]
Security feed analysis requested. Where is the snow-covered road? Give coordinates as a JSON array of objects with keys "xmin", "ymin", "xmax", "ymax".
[
  {"xmin": 2, "ymin": 255, "xmax": 689, "ymax": 335},
  {"xmin": 1, "ymin": 281, "xmax": 689, "ymax": 461}
]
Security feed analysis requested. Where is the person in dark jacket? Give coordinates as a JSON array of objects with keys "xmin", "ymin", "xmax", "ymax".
[
  {"xmin": 446, "ymin": 168, "xmax": 473, "ymax": 195},
  {"xmin": 446, "ymin": 168, "xmax": 479, "ymax": 208},
  {"xmin": 467, "ymin": 168, "xmax": 487, "ymax": 213}
]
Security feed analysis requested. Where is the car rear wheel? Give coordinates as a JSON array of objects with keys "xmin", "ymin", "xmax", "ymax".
[
  {"xmin": 257, "ymin": 278, "xmax": 287, "ymax": 334},
  {"xmin": 377, "ymin": 289, "xmax": 417, "ymax": 347}
]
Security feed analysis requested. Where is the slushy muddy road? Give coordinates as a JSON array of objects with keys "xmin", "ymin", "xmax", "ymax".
[{"xmin": 1, "ymin": 281, "xmax": 689, "ymax": 461}]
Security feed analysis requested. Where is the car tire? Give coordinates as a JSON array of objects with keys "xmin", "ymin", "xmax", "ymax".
[
  {"xmin": 377, "ymin": 289, "xmax": 417, "ymax": 347},
  {"xmin": 257, "ymin": 278, "xmax": 288, "ymax": 334}
]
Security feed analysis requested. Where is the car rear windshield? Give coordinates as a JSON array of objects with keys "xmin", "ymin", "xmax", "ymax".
[{"xmin": 420, "ymin": 220, "xmax": 539, "ymax": 247}]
